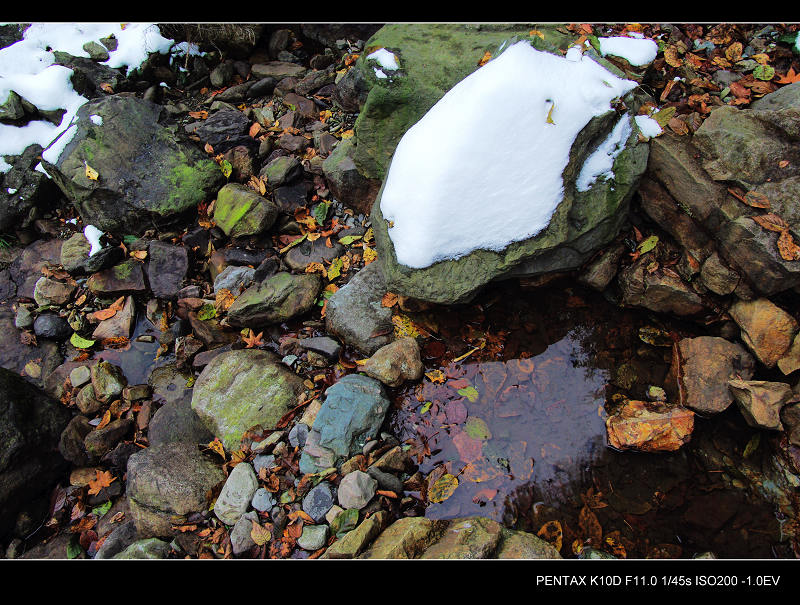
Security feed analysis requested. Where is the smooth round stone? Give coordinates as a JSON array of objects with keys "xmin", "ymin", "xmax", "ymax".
[
  {"xmin": 69, "ymin": 365, "xmax": 91, "ymax": 388},
  {"xmin": 302, "ymin": 481, "xmax": 336, "ymax": 523},
  {"xmin": 253, "ymin": 454, "xmax": 276, "ymax": 476},
  {"xmin": 297, "ymin": 524, "xmax": 329, "ymax": 551},
  {"xmin": 288, "ymin": 423, "xmax": 309, "ymax": 448},
  {"xmin": 251, "ymin": 488, "xmax": 277, "ymax": 512}
]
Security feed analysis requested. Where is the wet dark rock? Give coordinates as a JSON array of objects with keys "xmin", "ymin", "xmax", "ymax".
[
  {"xmin": 322, "ymin": 139, "xmax": 381, "ymax": 215},
  {"xmin": 297, "ymin": 336, "xmax": 341, "ymax": 361},
  {"xmin": 147, "ymin": 241, "xmax": 188, "ymax": 300},
  {"xmin": 41, "ymin": 96, "xmax": 223, "ymax": 235},
  {"xmin": 84, "ymin": 418, "xmax": 134, "ymax": 461},
  {"xmin": 260, "ymin": 155, "xmax": 303, "ymax": 187},
  {"xmin": 360, "ymin": 337, "xmax": 424, "ymax": 388},
  {"xmin": 223, "ymin": 248, "xmax": 267, "ymax": 267},
  {"xmin": 210, "ymin": 60, "xmax": 235, "ymax": 88},
  {"xmin": 94, "ymin": 520, "xmax": 138, "ymax": 559},
  {"xmin": 295, "ymin": 69, "xmax": 337, "ymax": 96},
  {"xmin": 247, "ymin": 77, "xmax": 277, "ymax": 99},
  {"xmin": 0, "ymin": 144, "xmax": 61, "ymax": 232},
  {"xmin": 278, "ymin": 132, "xmax": 310, "ymax": 153},
  {"xmin": 87, "ymin": 259, "xmax": 146, "ymax": 295},
  {"xmin": 222, "ymin": 145, "xmax": 256, "ymax": 182},
  {"xmin": 302, "ymin": 481, "xmax": 337, "ymax": 523},
  {"xmin": 51, "ymin": 51, "xmax": 127, "ymax": 98},
  {"xmin": 0, "ymin": 367, "xmax": 71, "ymax": 539},
  {"xmin": 59, "ymin": 415, "xmax": 93, "ymax": 466},
  {"xmin": 274, "ymin": 182, "xmax": 311, "ymax": 214},
  {"xmin": 253, "ymin": 256, "xmax": 281, "ymax": 282},
  {"xmin": 699, "ymin": 252, "xmax": 739, "ymax": 296},
  {"xmin": 9, "ymin": 236, "xmax": 62, "ymax": 299},
  {"xmin": 284, "ymin": 237, "xmax": 345, "ymax": 271},
  {"xmin": 578, "ymin": 243, "xmax": 626, "ymax": 291},
  {"xmin": 90, "ymin": 361, "xmax": 127, "ymax": 403},
  {"xmin": 33, "ymin": 313, "xmax": 71, "ymax": 340},
  {"xmin": 185, "ymin": 108, "xmax": 253, "ymax": 154},
  {"xmin": 83, "ymin": 245, "xmax": 125, "ymax": 274},
  {"xmin": 91, "ymin": 294, "xmax": 134, "ymax": 341},
  {"xmin": 148, "ymin": 398, "xmax": 215, "ymax": 447},
  {"xmin": 213, "ymin": 265, "xmax": 255, "ymax": 295},
  {"xmin": 325, "ymin": 262, "xmax": 393, "ymax": 356},
  {"xmin": 618, "ymin": 255, "xmax": 705, "ymax": 316}
]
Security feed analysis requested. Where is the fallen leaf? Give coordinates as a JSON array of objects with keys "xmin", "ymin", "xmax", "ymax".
[
  {"xmin": 752, "ymin": 212, "xmax": 789, "ymax": 232},
  {"xmin": 776, "ymin": 67, "xmax": 800, "ymax": 85},
  {"xmin": 381, "ymin": 292, "xmax": 399, "ymax": 308},
  {"xmin": 251, "ymin": 520, "xmax": 272, "ymax": 546},
  {"xmin": 84, "ymin": 162, "xmax": 99, "ymax": 181},
  {"xmin": 91, "ymin": 296, "xmax": 125, "ymax": 321},
  {"xmin": 578, "ymin": 505, "xmax": 603, "ymax": 544},
  {"xmin": 778, "ymin": 229, "xmax": 800, "ymax": 261},
  {"xmin": 428, "ymin": 474, "xmax": 458, "ymax": 503},
  {"xmin": 537, "ymin": 520, "xmax": 563, "ymax": 551},
  {"xmin": 87, "ymin": 470, "xmax": 116, "ymax": 496},
  {"xmin": 243, "ymin": 329, "xmax": 264, "ymax": 348},
  {"xmin": 477, "ymin": 51, "xmax": 492, "ymax": 66}
]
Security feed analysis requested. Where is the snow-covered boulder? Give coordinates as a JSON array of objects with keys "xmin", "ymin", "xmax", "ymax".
[{"xmin": 370, "ymin": 38, "xmax": 652, "ymax": 303}]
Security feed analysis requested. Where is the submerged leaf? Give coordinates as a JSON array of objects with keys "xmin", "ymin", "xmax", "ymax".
[
  {"xmin": 428, "ymin": 474, "xmax": 459, "ymax": 503},
  {"xmin": 457, "ymin": 386, "xmax": 479, "ymax": 403},
  {"xmin": 70, "ymin": 333, "xmax": 95, "ymax": 349}
]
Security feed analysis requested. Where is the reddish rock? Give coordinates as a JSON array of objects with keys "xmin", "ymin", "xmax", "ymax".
[
  {"xmin": 729, "ymin": 298, "xmax": 799, "ymax": 368},
  {"xmin": 606, "ymin": 400, "xmax": 694, "ymax": 452}
]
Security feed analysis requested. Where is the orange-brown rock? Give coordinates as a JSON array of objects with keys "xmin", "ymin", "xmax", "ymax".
[
  {"xmin": 729, "ymin": 298, "xmax": 799, "ymax": 368},
  {"xmin": 606, "ymin": 400, "xmax": 694, "ymax": 452}
]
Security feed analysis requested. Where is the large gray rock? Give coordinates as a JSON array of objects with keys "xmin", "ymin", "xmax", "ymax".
[
  {"xmin": 299, "ymin": 374, "xmax": 390, "ymax": 474},
  {"xmin": 126, "ymin": 441, "xmax": 226, "ymax": 537},
  {"xmin": 0, "ymin": 144, "xmax": 60, "ymax": 232},
  {"xmin": 324, "ymin": 262, "xmax": 393, "ymax": 356},
  {"xmin": 191, "ymin": 349, "xmax": 305, "ymax": 450},
  {"xmin": 41, "ymin": 95, "xmax": 224, "ymax": 235},
  {"xmin": 0, "ymin": 367, "xmax": 71, "ymax": 539},
  {"xmin": 225, "ymin": 272, "xmax": 322, "ymax": 329},
  {"xmin": 214, "ymin": 462, "xmax": 258, "ymax": 526}
]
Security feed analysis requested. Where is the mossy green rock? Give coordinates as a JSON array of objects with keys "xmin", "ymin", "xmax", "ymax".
[
  {"xmin": 353, "ymin": 25, "xmax": 650, "ymax": 303},
  {"xmin": 112, "ymin": 538, "xmax": 170, "ymax": 559},
  {"xmin": 226, "ymin": 271, "xmax": 322, "ymax": 328},
  {"xmin": 213, "ymin": 183, "xmax": 278, "ymax": 238},
  {"xmin": 86, "ymin": 258, "xmax": 146, "ymax": 295},
  {"xmin": 41, "ymin": 95, "xmax": 224, "ymax": 235},
  {"xmin": 191, "ymin": 349, "xmax": 305, "ymax": 450}
]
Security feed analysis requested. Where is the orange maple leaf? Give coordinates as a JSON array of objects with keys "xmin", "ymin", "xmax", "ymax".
[
  {"xmin": 243, "ymin": 329, "xmax": 264, "ymax": 348},
  {"xmin": 776, "ymin": 67, "xmax": 800, "ymax": 85},
  {"xmin": 87, "ymin": 470, "xmax": 116, "ymax": 496}
]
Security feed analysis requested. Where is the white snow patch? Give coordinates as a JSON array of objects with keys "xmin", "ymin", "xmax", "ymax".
[
  {"xmin": 0, "ymin": 158, "xmax": 11, "ymax": 173},
  {"xmin": 66, "ymin": 218, "xmax": 77, "ymax": 224},
  {"xmin": 89, "ymin": 114, "xmax": 103, "ymax": 125},
  {"xmin": 380, "ymin": 41, "xmax": 637, "ymax": 269},
  {"xmin": 84, "ymin": 224, "xmax": 104, "ymax": 256},
  {"xmin": 171, "ymin": 41, "xmax": 204, "ymax": 57},
  {"xmin": 373, "ymin": 68, "xmax": 388, "ymax": 79},
  {"xmin": 367, "ymin": 47, "xmax": 399, "ymax": 71},
  {"xmin": 598, "ymin": 36, "xmax": 658, "ymax": 66},
  {"xmin": 0, "ymin": 23, "xmax": 173, "ymax": 175},
  {"xmin": 634, "ymin": 114, "xmax": 662, "ymax": 138},
  {"xmin": 576, "ymin": 115, "xmax": 632, "ymax": 192},
  {"xmin": 41, "ymin": 122, "xmax": 78, "ymax": 166},
  {"xmin": 566, "ymin": 45, "xmax": 583, "ymax": 62},
  {"xmin": 7, "ymin": 188, "xmax": 17, "ymax": 194}
]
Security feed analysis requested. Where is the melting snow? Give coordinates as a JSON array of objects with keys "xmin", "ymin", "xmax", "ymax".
[
  {"xmin": 367, "ymin": 47, "xmax": 400, "ymax": 71},
  {"xmin": 0, "ymin": 23, "xmax": 174, "ymax": 174},
  {"xmin": 576, "ymin": 115, "xmax": 632, "ymax": 191},
  {"xmin": 598, "ymin": 36, "xmax": 658, "ymax": 67},
  {"xmin": 90, "ymin": 114, "xmax": 103, "ymax": 125},
  {"xmin": 634, "ymin": 115, "xmax": 663, "ymax": 138},
  {"xmin": 379, "ymin": 41, "xmax": 637, "ymax": 269},
  {"xmin": 84, "ymin": 224, "xmax": 104, "ymax": 256}
]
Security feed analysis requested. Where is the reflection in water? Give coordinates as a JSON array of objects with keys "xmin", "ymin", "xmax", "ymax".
[{"xmin": 389, "ymin": 280, "xmax": 788, "ymax": 558}]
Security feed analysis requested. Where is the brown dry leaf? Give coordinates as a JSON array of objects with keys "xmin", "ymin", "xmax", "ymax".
[
  {"xmin": 99, "ymin": 82, "xmax": 114, "ymax": 93},
  {"xmin": 604, "ymin": 530, "xmax": 627, "ymax": 558},
  {"xmin": 215, "ymin": 288, "xmax": 236, "ymax": 312},
  {"xmin": 130, "ymin": 250, "xmax": 147, "ymax": 260},
  {"xmin": 776, "ymin": 67, "xmax": 800, "ymax": 85},
  {"xmin": 668, "ymin": 117, "xmax": 689, "ymax": 135},
  {"xmin": 205, "ymin": 438, "xmax": 226, "ymax": 459},
  {"xmin": 100, "ymin": 336, "xmax": 130, "ymax": 349},
  {"xmin": 537, "ymin": 520, "xmax": 563, "ymax": 551},
  {"xmin": 752, "ymin": 212, "xmax": 789, "ymax": 232},
  {"xmin": 477, "ymin": 51, "xmax": 492, "ymax": 66},
  {"xmin": 578, "ymin": 505, "xmax": 603, "ymax": 544},
  {"xmin": 778, "ymin": 229, "xmax": 800, "ymax": 261},
  {"xmin": 289, "ymin": 510, "xmax": 315, "ymax": 524},
  {"xmin": 663, "ymin": 46, "xmax": 683, "ymax": 67},
  {"xmin": 779, "ymin": 160, "xmax": 791, "ymax": 168},
  {"xmin": 203, "ymin": 142, "xmax": 214, "ymax": 154},
  {"xmin": 91, "ymin": 296, "xmax": 125, "ymax": 321},
  {"xmin": 381, "ymin": 292, "xmax": 399, "ymax": 308},
  {"xmin": 87, "ymin": 470, "xmax": 116, "ymax": 496},
  {"xmin": 189, "ymin": 110, "xmax": 208, "ymax": 120},
  {"xmin": 305, "ymin": 262, "xmax": 327, "ymax": 278},
  {"xmin": 743, "ymin": 191, "xmax": 771, "ymax": 209}
]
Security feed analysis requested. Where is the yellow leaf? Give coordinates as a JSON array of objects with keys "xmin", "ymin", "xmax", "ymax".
[
  {"xmin": 362, "ymin": 247, "xmax": 377, "ymax": 264},
  {"xmin": 206, "ymin": 438, "xmax": 226, "ymax": 459},
  {"xmin": 130, "ymin": 250, "xmax": 147, "ymax": 260},
  {"xmin": 425, "ymin": 369, "xmax": 446, "ymax": 383},
  {"xmin": 428, "ymin": 474, "xmax": 458, "ymax": 503},
  {"xmin": 87, "ymin": 470, "xmax": 116, "ymax": 496},
  {"xmin": 84, "ymin": 161, "xmax": 99, "ymax": 181},
  {"xmin": 537, "ymin": 520, "xmax": 563, "ymax": 551},
  {"xmin": 391, "ymin": 314, "xmax": 421, "ymax": 338},
  {"xmin": 545, "ymin": 101, "xmax": 555, "ymax": 124},
  {"xmin": 251, "ymin": 520, "xmax": 272, "ymax": 546},
  {"xmin": 340, "ymin": 129, "xmax": 354, "ymax": 139}
]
